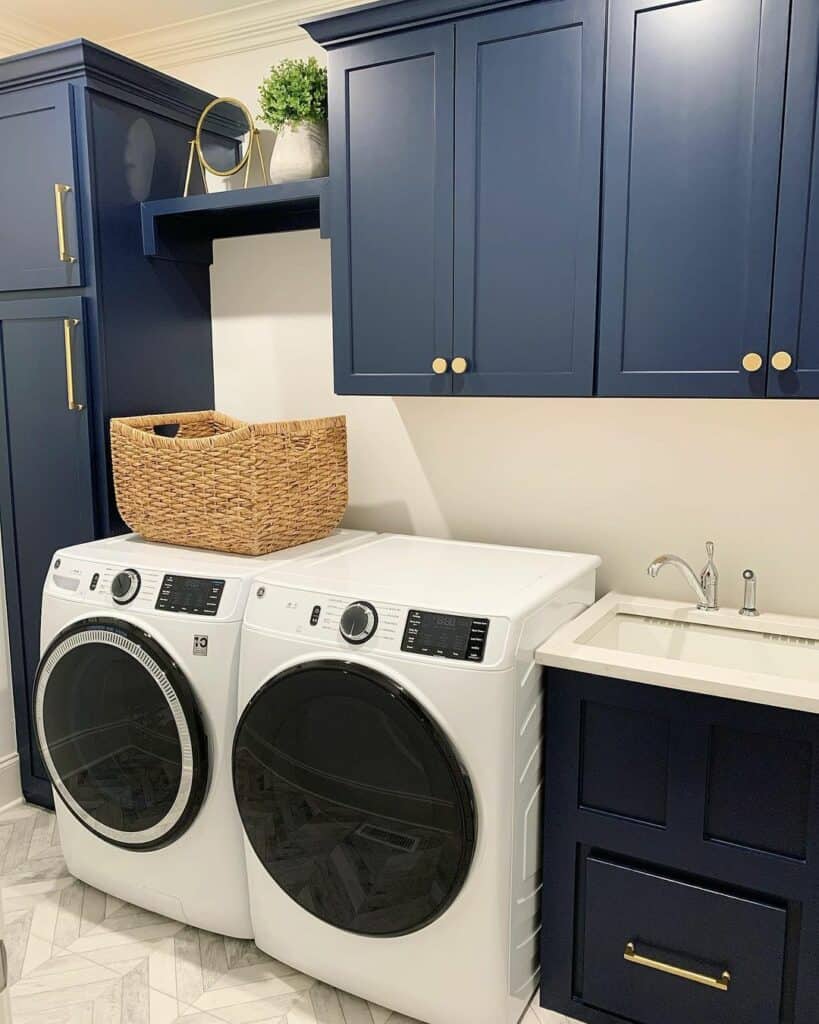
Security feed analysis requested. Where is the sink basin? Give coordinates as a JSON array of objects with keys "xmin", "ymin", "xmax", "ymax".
[
  {"xmin": 535, "ymin": 593, "xmax": 819, "ymax": 714},
  {"xmin": 580, "ymin": 612, "xmax": 819, "ymax": 681}
]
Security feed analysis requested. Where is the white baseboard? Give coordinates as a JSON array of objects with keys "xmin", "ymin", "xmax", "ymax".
[{"xmin": 0, "ymin": 753, "xmax": 22, "ymax": 813}]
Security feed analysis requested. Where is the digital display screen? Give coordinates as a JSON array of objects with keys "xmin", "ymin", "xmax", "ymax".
[
  {"xmin": 156, "ymin": 575, "xmax": 225, "ymax": 615},
  {"xmin": 402, "ymin": 609, "xmax": 489, "ymax": 662}
]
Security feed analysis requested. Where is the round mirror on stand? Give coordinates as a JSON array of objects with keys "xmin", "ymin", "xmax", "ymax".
[{"xmin": 184, "ymin": 97, "xmax": 268, "ymax": 196}]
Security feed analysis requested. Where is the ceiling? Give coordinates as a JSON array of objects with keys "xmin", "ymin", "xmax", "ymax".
[
  {"xmin": 0, "ymin": 0, "xmax": 347, "ymax": 66},
  {"xmin": 0, "ymin": 0, "xmax": 255, "ymax": 43}
]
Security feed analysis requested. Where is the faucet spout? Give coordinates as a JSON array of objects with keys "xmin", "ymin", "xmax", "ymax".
[{"xmin": 646, "ymin": 553, "xmax": 712, "ymax": 610}]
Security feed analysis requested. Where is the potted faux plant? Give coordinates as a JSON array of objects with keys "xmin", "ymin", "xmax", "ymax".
[{"xmin": 259, "ymin": 57, "xmax": 329, "ymax": 183}]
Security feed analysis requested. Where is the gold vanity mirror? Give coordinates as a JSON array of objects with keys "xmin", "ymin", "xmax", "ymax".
[{"xmin": 184, "ymin": 96, "xmax": 267, "ymax": 196}]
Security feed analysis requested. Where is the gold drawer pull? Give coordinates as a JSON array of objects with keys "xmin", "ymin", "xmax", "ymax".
[
  {"xmin": 432, "ymin": 357, "xmax": 449, "ymax": 374},
  {"xmin": 54, "ymin": 184, "xmax": 76, "ymax": 264},
  {"xmin": 451, "ymin": 356, "xmax": 468, "ymax": 374},
  {"xmin": 624, "ymin": 942, "xmax": 731, "ymax": 992},
  {"xmin": 63, "ymin": 318, "xmax": 84, "ymax": 412},
  {"xmin": 771, "ymin": 350, "xmax": 793, "ymax": 371}
]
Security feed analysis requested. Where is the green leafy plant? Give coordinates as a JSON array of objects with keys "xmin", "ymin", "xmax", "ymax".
[{"xmin": 258, "ymin": 57, "xmax": 328, "ymax": 130}]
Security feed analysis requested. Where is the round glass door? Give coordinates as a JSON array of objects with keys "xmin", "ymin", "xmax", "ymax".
[
  {"xmin": 233, "ymin": 659, "xmax": 476, "ymax": 937},
  {"xmin": 34, "ymin": 618, "xmax": 208, "ymax": 850}
]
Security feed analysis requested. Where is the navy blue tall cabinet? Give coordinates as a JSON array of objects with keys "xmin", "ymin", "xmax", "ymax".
[{"xmin": 0, "ymin": 41, "xmax": 216, "ymax": 806}]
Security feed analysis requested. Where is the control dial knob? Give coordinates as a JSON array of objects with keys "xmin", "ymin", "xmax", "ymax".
[
  {"xmin": 339, "ymin": 601, "xmax": 378, "ymax": 645},
  {"xmin": 111, "ymin": 569, "xmax": 141, "ymax": 605}
]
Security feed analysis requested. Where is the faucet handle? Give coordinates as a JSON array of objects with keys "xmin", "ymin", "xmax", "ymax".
[{"xmin": 700, "ymin": 540, "xmax": 719, "ymax": 611}]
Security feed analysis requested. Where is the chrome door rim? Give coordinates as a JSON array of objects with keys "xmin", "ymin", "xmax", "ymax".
[{"xmin": 35, "ymin": 626, "xmax": 195, "ymax": 846}]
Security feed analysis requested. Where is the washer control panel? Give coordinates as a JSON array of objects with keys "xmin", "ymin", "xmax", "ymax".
[
  {"xmin": 401, "ymin": 610, "xmax": 490, "ymax": 662},
  {"xmin": 155, "ymin": 575, "xmax": 226, "ymax": 615}
]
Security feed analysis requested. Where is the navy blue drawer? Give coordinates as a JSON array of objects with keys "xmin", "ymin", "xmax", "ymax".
[{"xmin": 583, "ymin": 857, "xmax": 787, "ymax": 1024}]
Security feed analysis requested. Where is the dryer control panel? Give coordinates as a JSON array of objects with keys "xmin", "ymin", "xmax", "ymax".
[
  {"xmin": 246, "ymin": 584, "xmax": 510, "ymax": 668},
  {"xmin": 401, "ymin": 610, "xmax": 489, "ymax": 662}
]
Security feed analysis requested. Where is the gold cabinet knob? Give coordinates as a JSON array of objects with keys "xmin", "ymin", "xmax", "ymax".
[
  {"xmin": 771, "ymin": 350, "xmax": 793, "ymax": 371},
  {"xmin": 741, "ymin": 352, "xmax": 763, "ymax": 373},
  {"xmin": 431, "ymin": 357, "xmax": 449, "ymax": 375},
  {"xmin": 451, "ymin": 356, "xmax": 468, "ymax": 374}
]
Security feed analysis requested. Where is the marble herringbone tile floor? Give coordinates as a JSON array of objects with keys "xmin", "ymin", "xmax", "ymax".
[{"xmin": 0, "ymin": 803, "xmax": 571, "ymax": 1024}]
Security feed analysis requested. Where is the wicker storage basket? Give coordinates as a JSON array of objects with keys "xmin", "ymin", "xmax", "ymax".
[{"xmin": 110, "ymin": 411, "xmax": 348, "ymax": 555}]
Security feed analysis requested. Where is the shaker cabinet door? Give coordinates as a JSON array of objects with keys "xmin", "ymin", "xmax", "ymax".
[
  {"xmin": 328, "ymin": 26, "xmax": 455, "ymax": 395},
  {"xmin": 597, "ymin": 0, "xmax": 789, "ymax": 397},
  {"xmin": 0, "ymin": 85, "xmax": 84, "ymax": 292},
  {"xmin": 768, "ymin": 0, "xmax": 819, "ymax": 398},
  {"xmin": 453, "ymin": 0, "xmax": 604, "ymax": 396},
  {"xmin": 0, "ymin": 299, "xmax": 96, "ymax": 803}
]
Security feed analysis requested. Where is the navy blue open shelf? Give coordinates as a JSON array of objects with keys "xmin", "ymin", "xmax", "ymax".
[{"xmin": 141, "ymin": 177, "xmax": 329, "ymax": 263}]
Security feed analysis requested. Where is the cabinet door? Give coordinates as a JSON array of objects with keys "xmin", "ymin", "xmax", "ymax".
[
  {"xmin": 597, "ymin": 0, "xmax": 789, "ymax": 397},
  {"xmin": 328, "ymin": 26, "xmax": 454, "ymax": 395},
  {"xmin": 0, "ymin": 299, "xmax": 95, "ymax": 804},
  {"xmin": 453, "ymin": 0, "xmax": 604, "ymax": 396},
  {"xmin": 768, "ymin": 0, "xmax": 819, "ymax": 398},
  {"xmin": 0, "ymin": 85, "xmax": 84, "ymax": 291}
]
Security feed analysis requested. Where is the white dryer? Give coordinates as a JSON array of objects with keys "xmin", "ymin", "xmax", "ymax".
[
  {"xmin": 35, "ymin": 530, "xmax": 370, "ymax": 938},
  {"xmin": 234, "ymin": 534, "xmax": 600, "ymax": 1023}
]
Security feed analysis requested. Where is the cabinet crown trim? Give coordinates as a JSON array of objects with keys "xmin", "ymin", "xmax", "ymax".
[
  {"xmin": 0, "ymin": 38, "xmax": 216, "ymax": 120},
  {"xmin": 303, "ymin": 0, "xmax": 528, "ymax": 44}
]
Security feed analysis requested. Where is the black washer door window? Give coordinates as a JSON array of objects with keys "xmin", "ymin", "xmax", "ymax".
[
  {"xmin": 233, "ymin": 660, "xmax": 476, "ymax": 937},
  {"xmin": 34, "ymin": 618, "xmax": 208, "ymax": 850}
]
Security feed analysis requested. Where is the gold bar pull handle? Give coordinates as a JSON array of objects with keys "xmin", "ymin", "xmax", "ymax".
[
  {"xmin": 63, "ymin": 319, "xmax": 84, "ymax": 412},
  {"xmin": 54, "ymin": 184, "xmax": 77, "ymax": 264},
  {"xmin": 624, "ymin": 942, "xmax": 731, "ymax": 992}
]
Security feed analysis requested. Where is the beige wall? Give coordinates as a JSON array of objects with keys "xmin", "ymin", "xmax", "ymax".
[{"xmin": 163, "ymin": 38, "xmax": 819, "ymax": 620}]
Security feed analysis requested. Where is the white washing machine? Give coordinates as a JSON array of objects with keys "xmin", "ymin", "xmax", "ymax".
[
  {"xmin": 35, "ymin": 530, "xmax": 371, "ymax": 938},
  {"xmin": 234, "ymin": 534, "xmax": 600, "ymax": 1023}
]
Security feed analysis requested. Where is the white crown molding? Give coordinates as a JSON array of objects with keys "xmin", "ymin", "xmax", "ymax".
[
  {"xmin": 0, "ymin": 11, "xmax": 56, "ymax": 58},
  {"xmin": 105, "ymin": 0, "xmax": 349, "ymax": 70}
]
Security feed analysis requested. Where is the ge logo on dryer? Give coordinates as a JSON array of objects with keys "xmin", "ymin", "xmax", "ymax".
[{"xmin": 193, "ymin": 635, "xmax": 209, "ymax": 656}]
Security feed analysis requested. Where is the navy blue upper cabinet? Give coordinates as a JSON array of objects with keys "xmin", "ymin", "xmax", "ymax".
[
  {"xmin": 313, "ymin": 0, "xmax": 604, "ymax": 397},
  {"xmin": 452, "ymin": 0, "xmax": 604, "ymax": 397},
  {"xmin": 597, "ymin": 0, "xmax": 790, "ymax": 397},
  {"xmin": 768, "ymin": 0, "xmax": 819, "ymax": 398},
  {"xmin": 0, "ymin": 84, "xmax": 83, "ymax": 291},
  {"xmin": 328, "ymin": 26, "xmax": 455, "ymax": 396}
]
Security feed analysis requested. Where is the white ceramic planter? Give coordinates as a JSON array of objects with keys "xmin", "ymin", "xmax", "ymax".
[{"xmin": 269, "ymin": 121, "xmax": 329, "ymax": 183}]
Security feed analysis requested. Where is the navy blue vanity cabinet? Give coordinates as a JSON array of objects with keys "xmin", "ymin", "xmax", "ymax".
[
  {"xmin": 596, "ymin": 0, "xmax": 790, "ymax": 397},
  {"xmin": 0, "ymin": 84, "xmax": 83, "ymax": 291},
  {"xmin": 540, "ymin": 670, "xmax": 819, "ymax": 1024},
  {"xmin": 0, "ymin": 299, "xmax": 96, "ymax": 789},
  {"xmin": 0, "ymin": 40, "xmax": 216, "ymax": 806},
  {"xmin": 327, "ymin": 26, "xmax": 455, "ymax": 395},
  {"xmin": 452, "ymin": 0, "xmax": 604, "ymax": 396},
  {"xmin": 768, "ymin": 0, "xmax": 819, "ymax": 398}
]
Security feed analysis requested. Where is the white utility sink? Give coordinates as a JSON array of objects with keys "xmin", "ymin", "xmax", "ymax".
[
  {"xmin": 581, "ymin": 611, "xmax": 819, "ymax": 681},
  {"xmin": 536, "ymin": 593, "xmax": 819, "ymax": 713}
]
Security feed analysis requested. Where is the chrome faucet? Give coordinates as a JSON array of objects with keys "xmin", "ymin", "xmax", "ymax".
[{"xmin": 647, "ymin": 541, "xmax": 719, "ymax": 611}]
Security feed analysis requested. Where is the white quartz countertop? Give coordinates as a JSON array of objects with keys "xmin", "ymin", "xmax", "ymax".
[{"xmin": 535, "ymin": 592, "xmax": 819, "ymax": 714}]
